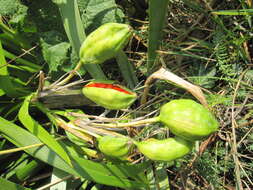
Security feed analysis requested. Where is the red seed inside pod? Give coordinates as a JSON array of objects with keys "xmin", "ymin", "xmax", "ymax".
[{"xmin": 85, "ymin": 83, "xmax": 132, "ymax": 94}]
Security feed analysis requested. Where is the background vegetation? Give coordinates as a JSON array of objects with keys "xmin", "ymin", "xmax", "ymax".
[{"xmin": 0, "ymin": 0, "xmax": 253, "ymax": 189}]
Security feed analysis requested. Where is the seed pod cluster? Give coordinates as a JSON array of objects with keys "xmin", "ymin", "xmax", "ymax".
[
  {"xmin": 83, "ymin": 99, "xmax": 218, "ymax": 162},
  {"xmin": 79, "ymin": 23, "xmax": 132, "ymax": 65},
  {"xmin": 132, "ymin": 99, "xmax": 218, "ymax": 162},
  {"xmin": 82, "ymin": 80, "xmax": 137, "ymax": 110}
]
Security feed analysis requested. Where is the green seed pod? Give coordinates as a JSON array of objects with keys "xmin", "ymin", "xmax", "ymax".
[
  {"xmin": 97, "ymin": 136, "xmax": 132, "ymax": 159},
  {"xmin": 82, "ymin": 80, "xmax": 137, "ymax": 110},
  {"xmin": 79, "ymin": 23, "xmax": 132, "ymax": 64},
  {"xmin": 159, "ymin": 99, "xmax": 219, "ymax": 141},
  {"xmin": 66, "ymin": 131, "xmax": 89, "ymax": 147},
  {"xmin": 135, "ymin": 137, "xmax": 193, "ymax": 161}
]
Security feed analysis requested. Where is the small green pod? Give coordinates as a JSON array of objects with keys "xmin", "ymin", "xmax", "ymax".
[
  {"xmin": 135, "ymin": 137, "xmax": 193, "ymax": 161},
  {"xmin": 79, "ymin": 23, "xmax": 132, "ymax": 64},
  {"xmin": 97, "ymin": 136, "xmax": 132, "ymax": 159},
  {"xmin": 82, "ymin": 80, "xmax": 137, "ymax": 110},
  {"xmin": 159, "ymin": 99, "xmax": 219, "ymax": 141}
]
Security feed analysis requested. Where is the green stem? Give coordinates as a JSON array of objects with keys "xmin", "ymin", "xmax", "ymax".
[
  {"xmin": 91, "ymin": 117, "xmax": 160, "ymax": 128},
  {"xmin": 68, "ymin": 123, "xmax": 101, "ymax": 138},
  {"xmin": 56, "ymin": 60, "xmax": 83, "ymax": 86},
  {"xmin": 71, "ymin": 120, "xmax": 127, "ymax": 138},
  {"xmin": 55, "ymin": 0, "xmax": 106, "ymax": 80}
]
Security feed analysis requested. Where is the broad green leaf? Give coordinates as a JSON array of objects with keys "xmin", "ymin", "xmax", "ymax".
[
  {"xmin": 9, "ymin": 2, "xmax": 28, "ymax": 26},
  {"xmin": 54, "ymin": 0, "xmax": 106, "ymax": 79},
  {"xmin": 40, "ymin": 30, "xmax": 76, "ymax": 74},
  {"xmin": 212, "ymin": 9, "xmax": 253, "ymax": 16},
  {"xmin": 79, "ymin": 0, "xmax": 124, "ymax": 33},
  {"xmin": 0, "ymin": 177, "xmax": 31, "ymax": 190},
  {"xmin": 0, "ymin": 117, "xmax": 147, "ymax": 189},
  {"xmin": 147, "ymin": 0, "xmax": 169, "ymax": 74},
  {"xmin": 42, "ymin": 42, "xmax": 71, "ymax": 72},
  {"xmin": 18, "ymin": 94, "xmax": 72, "ymax": 167},
  {"xmin": 0, "ymin": 0, "xmax": 20, "ymax": 15}
]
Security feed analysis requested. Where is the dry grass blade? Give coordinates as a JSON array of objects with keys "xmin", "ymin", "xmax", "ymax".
[
  {"xmin": 55, "ymin": 117, "xmax": 93, "ymax": 143},
  {"xmin": 0, "ymin": 137, "xmax": 66, "ymax": 155},
  {"xmin": 37, "ymin": 175, "xmax": 74, "ymax": 190},
  {"xmin": 231, "ymin": 71, "xmax": 247, "ymax": 190},
  {"xmin": 141, "ymin": 67, "xmax": 208, "ymax": 107}
]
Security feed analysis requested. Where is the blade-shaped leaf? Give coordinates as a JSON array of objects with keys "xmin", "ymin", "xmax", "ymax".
[
  {"xmin": 3, "ymin": 49, "xmax": 41, "ymax": 72},
  {"xmin": 0, "ymin": 40, "xmax": 23, "ymax": 97},
  {"xmin": 0, "ymin": 116, "xmax": 148, "ymax": 189},
  {"xmin": 71, "ymin": 155, "xmax": 148, "ymax": 188},
  {"xmin": 71, "ymin": 154, "xmax": 150, "ymax": 183},
  {"xmin": 212, "ymin": 9, "xmax": 253, "ymax": 16},
  {"xmin": 18, "ymin": 94, "xmax": 72, "ymax": 167},
  {"xmin": 116, "ymin": 50, "xmax": 138, "ymax": 89},
  {"xmin": 0, "ymin": 177, "xmax": 31, "ymax": 190},
  {"xmin": 147, "ymin": 0, "xmax": 169, "ymax": 74}
]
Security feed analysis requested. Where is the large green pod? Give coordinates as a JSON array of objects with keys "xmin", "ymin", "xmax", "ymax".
[
  {"xmin": 135, "ymin": 137, "xmax": 193, "ymax": 161},
  {"xmin": 97, "ymin": 136, "xmax": 132, "ymax": 160},
  {"xmin": 79, "ymin": 23, "xmax": 132, "ymax": 64},
  {"xmin": 159, "ymin": 99, "xmax": 219, "ymax": 141},
  {"xmin": 82, "ymin": 80, "xmax": 137, "ymax": 110}
]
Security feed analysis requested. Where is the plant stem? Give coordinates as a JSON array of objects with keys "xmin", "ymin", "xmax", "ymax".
[
  {"xmin": 35, "ymin": 101, "xmax": 94, "ymax": 143},
  {"xmin": 0, "ymin": 137, "xmax": 66, "ymax": 155},
  {"xmin": 90, "ymin": 117, "xmax": 160, "ymax": 128},
  {"xmin": 56, "ymin": 60, "xmax": 83, "ymax": 86},
  {"xmin": 54, "ymin": 117, "xmax": 94, "ymax": 143},
  {"xmin": 68, "ymin": 122, "xmax": 101, "ymax": 138},
  {"xmin": 73, "ymin": 119, "xmax": 127, "ymax": 138}
]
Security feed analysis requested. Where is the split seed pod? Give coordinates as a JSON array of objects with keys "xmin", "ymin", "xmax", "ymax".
[
  {"xmin": 79, "ymin": 23, "xmax": 132, "ymax": 64},
  {"xmin": 82, "ymin": 80, "xmax": 137, "ymax": 110},
  {"xmin": 159, "ymin": 99, "xmax": 219, "ymax": 141},
  {"xmin": 97, "ymin": 136, "xmax": 132, "ymax": 160},
  {"xmin": 135, "ymin": 137, "xmax": 193, "ymax": 162}
]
